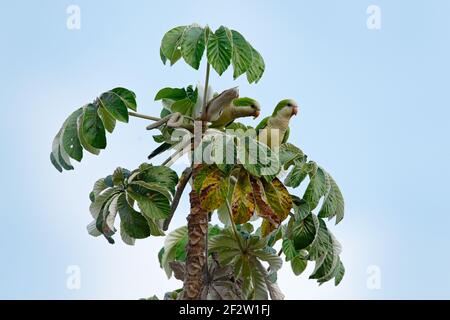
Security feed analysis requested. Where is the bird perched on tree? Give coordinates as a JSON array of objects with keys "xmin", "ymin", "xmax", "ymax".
[
  {"xmin": 209, "ymin": 97, "xmax": 261, "ymax": 129},
  {"xmin": 256, "ymin": 99, "xmax": 299, "ymax": 148},
  {"xmin": 202, "ymin": 87, "xmax": 239, "ymax": 122}
]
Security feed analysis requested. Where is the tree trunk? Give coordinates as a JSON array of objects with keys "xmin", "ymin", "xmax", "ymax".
[{"xmin": 181, "ymin": 187, "xmax": 208, "ymax": 299}]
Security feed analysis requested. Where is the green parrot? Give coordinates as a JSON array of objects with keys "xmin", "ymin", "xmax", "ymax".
[
  {"xmin": 209, "ymin": 97, "xmax": 261, "ymax": 129},
  {"xmin": 255, "ymin": 99, "xmax": 299, "ymax": 148},
  {"xmin": 202, "ymin": 87, "xmax": 239, "ymax": 122}
]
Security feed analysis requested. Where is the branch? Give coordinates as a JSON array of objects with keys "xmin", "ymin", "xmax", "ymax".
[
  {"xmin": 147, "ymin": 112, "xmax": 194, "ymax": 132},
  {"xmin": 225, "ymin": 198, "xmax": 245, "ymax": 253},
  {"xmin": 128, "ymin": 111, "xmax": 160, "ymax": 122},
  {"xmin": 163, "ymin": 167, "xmax": 193, "ymax": 231},
  {"xmin": 201, "ymin": 63, "xmax": 211, "ymax": 121},
  {"xmin": 161, "ymin": 139, "xmax": 193, "ymax": 166}
]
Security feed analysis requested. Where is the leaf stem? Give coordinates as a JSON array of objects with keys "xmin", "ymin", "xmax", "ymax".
[
  {"xmin": 225, "ymin": 198, "xmax": 245, "ymax": 253},
  {"xmin": 201, "ymin": 63, "xmax": 211, "ymax": 120},
  {"xmin": 128, "ymin": 111, "xmax": 161, "ymax": 122}
]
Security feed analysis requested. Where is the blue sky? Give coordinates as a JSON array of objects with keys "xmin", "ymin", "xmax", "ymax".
[{"xmin": 0, "ymin": 0, "xmax": 449, "ymax": 299}]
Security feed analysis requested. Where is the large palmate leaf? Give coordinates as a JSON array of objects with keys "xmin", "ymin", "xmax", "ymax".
[
  {"xmin": 85, "ymin": 164, "xmax": 177, "ymax": 245},
  {"xmin": 50, "ymin": 87, "xmax": 137, "ymax": 171},
  {"xmin": 160, "ymin": 24, "xmax": 265, "ymax": 83},
  {"xmin": 282, "ymin": 210, "xmax": 344, "ymax": 285},
  {"xmin": 209, "ymin": 228, "xmax": 283, "ymax": 300}
]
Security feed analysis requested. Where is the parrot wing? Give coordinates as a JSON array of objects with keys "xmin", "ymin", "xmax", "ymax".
[
  {"xmin": 255, "ymin": 116, "xmax": 269, "ymax": 134},
  {"xmin": 282, "ymin": 127, "xmax": 290, "ymax": 144}
]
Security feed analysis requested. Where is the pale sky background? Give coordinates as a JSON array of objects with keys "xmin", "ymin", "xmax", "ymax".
[{"xmin": 1, "ymin": 0, "xmax": 449, "ymax": 299}]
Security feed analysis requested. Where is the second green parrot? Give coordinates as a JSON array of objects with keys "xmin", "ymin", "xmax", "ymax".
[
  {"xmin": 256, "ymin": 99, "xmax": 299, "ymax": 148},
  {"xmin": 209, "ymin": 97, "xmax": 261, "ymax": 129}
]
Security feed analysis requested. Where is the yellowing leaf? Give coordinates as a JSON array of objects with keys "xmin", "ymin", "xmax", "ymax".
[
  {"xmin": 231, "ymin": 170, "xmax": 255, "ymax": 224},
  {"xmin": 197, "ymin": 165, "xmax": 229, "ymax": 212},
  {"xmin": 249, "ymin": 176, "xmax": 280, "ymax": 235}
]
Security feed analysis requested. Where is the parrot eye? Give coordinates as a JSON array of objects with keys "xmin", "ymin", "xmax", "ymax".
[{"xmin": 287, "ymin": 103, "xmax": 292, "ymax": 107}]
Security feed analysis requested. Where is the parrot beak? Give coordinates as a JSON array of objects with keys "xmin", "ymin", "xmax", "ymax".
[
  {"xmin": 292, "ymin": 106, "xmax": 298, "ymax": 116},
  {"xmin": 253, "ymin": 109, "xmax": 260, "ymax": 119}
]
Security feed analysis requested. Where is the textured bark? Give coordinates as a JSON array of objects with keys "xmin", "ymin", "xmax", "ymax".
[{"xmin": 181, "ymin": 187, "xmax": 209, "ymax": 300}]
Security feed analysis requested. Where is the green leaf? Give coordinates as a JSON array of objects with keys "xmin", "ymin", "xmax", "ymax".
[
  {"xmin": 160, "ymin": 47, "xmax": 167, "ymax": 65},
  {"xmin": 303, "ymin": 167, "xmax": 330, "ymax": 210},
  {"xmin": 161, "ymin": 26, "xmax": 186, "ymax": 65},
  {"xmin": 148, "ymin": 219, "xmax": 165, "ymax": 237},
  {"xmin": 77, "ymin": 110, "xmax": 101, "ymax": 155},
  {"xmin": 254, "ymin": 249, "xmax": 282, "ymax": 272},
  {"xmin": 291, "ymin": 214, "xmax": 316, "ymax": 250},
  {"xmin": 171, "ymin": 98, "xmax": 195, "ymax": 117},
  {"xmin": 98, "ymin": 105, "xmax": 116, "ymax": 133},
  {"xmin": 231, "ymin": 30, "xmax": 252, "ymax": 79},
  {"xmin": 334, "ymin": 259, "xmax": 345, "ymax": 286},
  {"xmin": 112, "ymin": 167, "xmax": 125, "ymax": 186},
  {"xmin": 292, "ymin": 197, "xmax": 310, "ymax": 220},
  {"xmin": 117, "ymin": 194, "xmax": 150, "ymax": 239},
  {"xmin": 282, "ymin": 238, "xmax": 297, "ymax": 261},
  {"xmin": 99, "ymin": 91, "xmax": 129, "ymax": 123},
  {"xmin": 246, "ymin": 46, "xmax": 265, "ymax": 84},
  {"xmin": 278, "ymin": 143, "xmax": 304, "ymax": 169},
  {"xmin": 238, "ymin": 136, "xmax": 280, "ymax": 178},
  {"xmin": 291, "ymin": 256, "xmax": 307, "ymax": 276},
  {"xmin": 111, "ymin": 87, "xmax": 137, "ymax": 111},
  {"xmin": 308, "ymin": 216, "xmax": 334, "ymax": 260},
  {"xmin": 128, "ymin": 189, "xmax": 171, "ymax": 220},
  {"xmin": 154, "ymin": 87, "xmax": 187, "ymax": 101},
  {"xmin": 50, "ymin": 153, "xmax": 62, "ymax": 172},
  {"xmin": 181, "ymin": 25, "xmax": 205, "ymax": 70},
  {"xmin": 81, "ymin": 103, "xmax": 106, "ymax": 149},
  {"xmin": 130, "ymin": 180, "xmax": 172, "ymax": 201},
  {"xmin": 89, "ymin": 187, "xmax": 121, "ymax": 219},
  {"xmin": 285, "ymin": 162, "xmax": 310, "ymax": 188},
  {"xmin": 50, "ymin": 128, "xmax": 73, "ymax": 172},
  {"xmin": 207, "ymin": 26, "xmax": 232, "ymax": 75},
  {"xmin": 137, "ymin": 164, "xmax": 179, "ymax": 196},
  {"xmin": 161, "ymin": 226, "xmax": 188, "ymax": 278},
  {"xmin": 62, "ymin": 108, "xmax": 84, "ymax": 162},
  {"xmin": 318, "ymin": 174, "xmax": 344, "ymax": 224},
  {"xmin": 250, "ymin": 258, "xmax": 268, "ymax": 300}
]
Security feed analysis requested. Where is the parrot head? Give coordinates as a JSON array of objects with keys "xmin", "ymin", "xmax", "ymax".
[
  {"xmin": 232, "ymin": 97, "xmax": 261, "ymax": 119},
  {"xmin": 272, "ymin": 99, "xmax": 299, "ymax": 118}
]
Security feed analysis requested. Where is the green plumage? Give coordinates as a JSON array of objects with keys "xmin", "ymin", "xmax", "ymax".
[{"xmin": 256, "ymin": 99, "xmax": 298, "ymax": 148}]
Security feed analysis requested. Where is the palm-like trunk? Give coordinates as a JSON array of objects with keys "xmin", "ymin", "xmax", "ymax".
[{"xmin": 181, "ymin": 187, "xmax": 208, "ymax": 299}]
